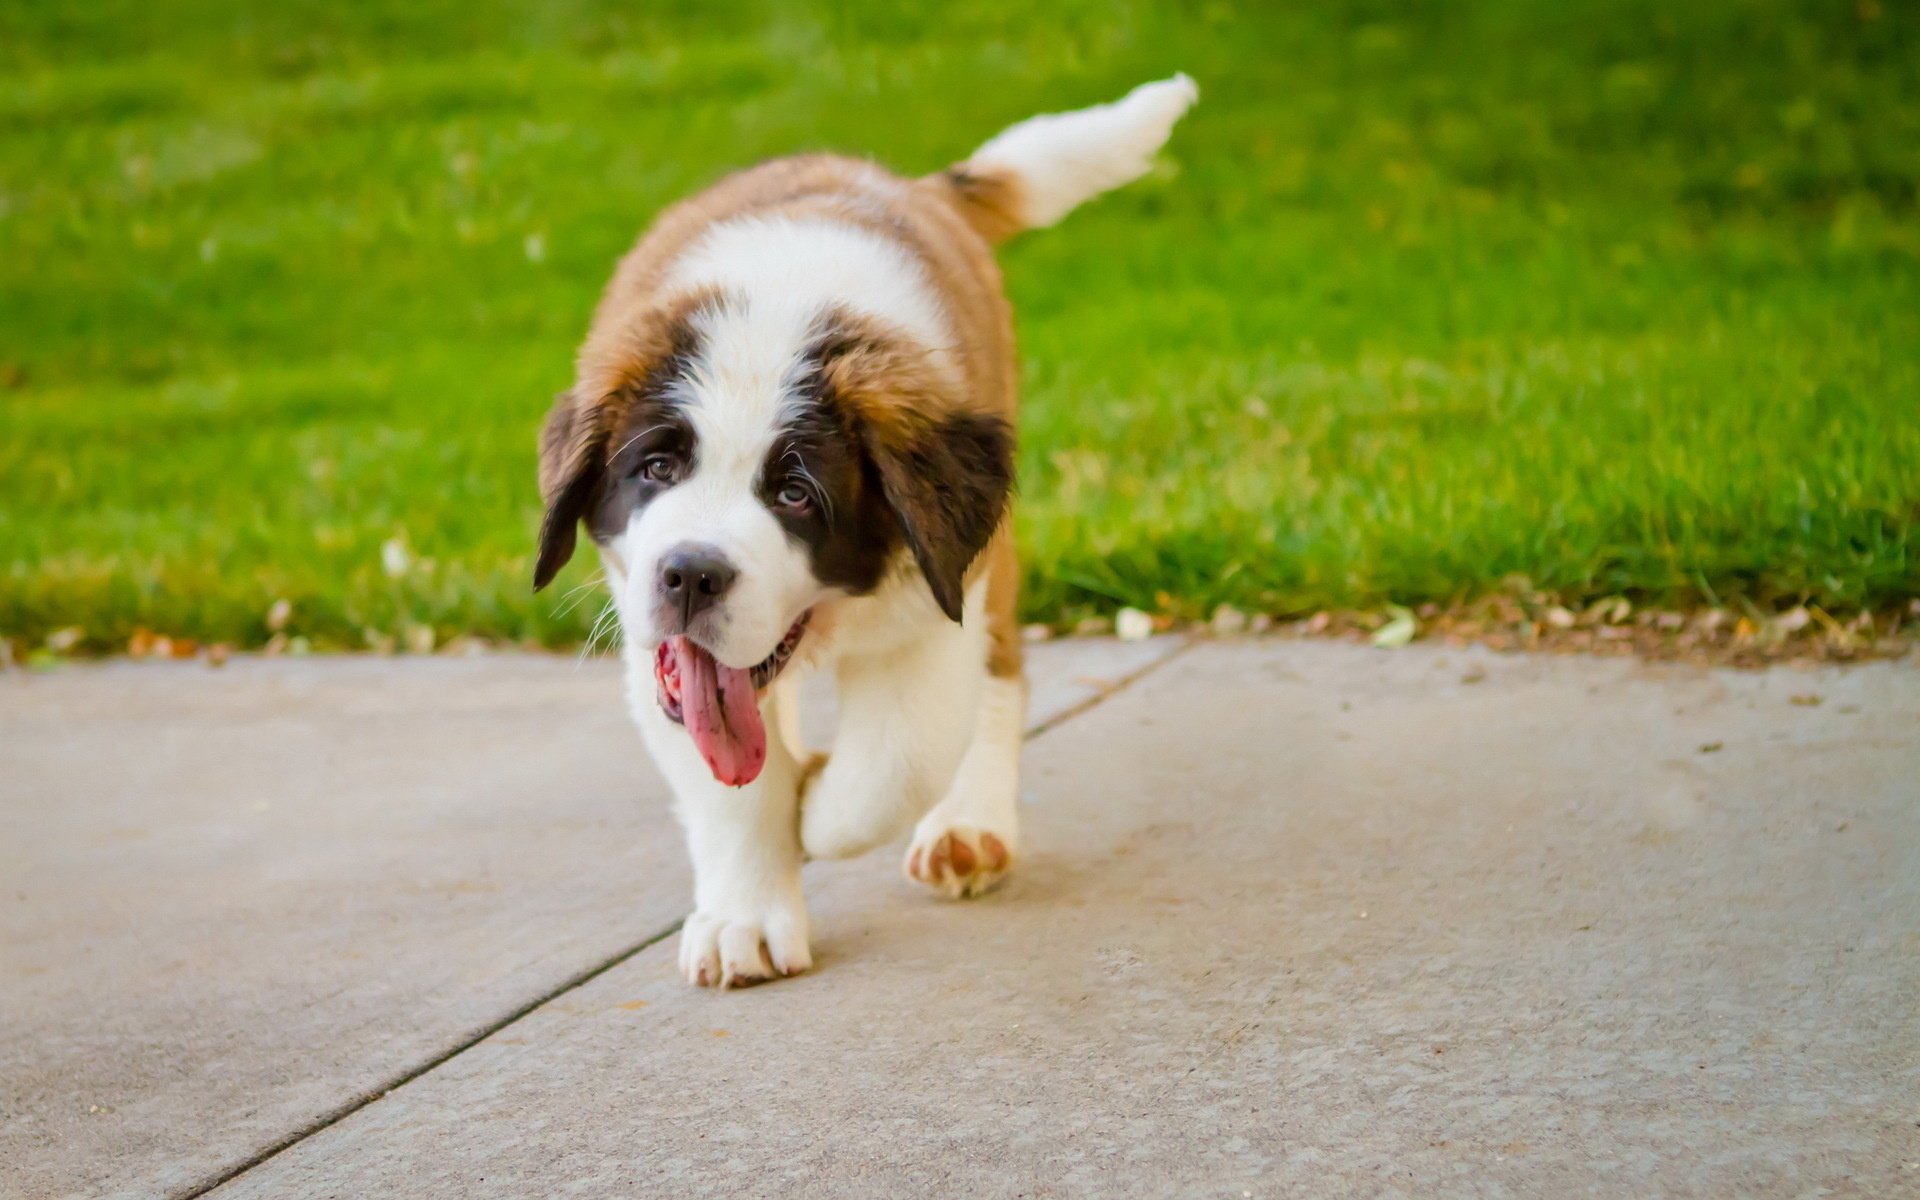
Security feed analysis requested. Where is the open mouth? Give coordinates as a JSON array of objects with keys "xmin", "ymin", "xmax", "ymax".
[{"xmin": 653, "ymin": 612, "xmax": 810, "ymax": 787}]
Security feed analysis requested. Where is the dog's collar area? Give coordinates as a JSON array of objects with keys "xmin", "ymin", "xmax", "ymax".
[
  {"xmin": 655, "ymin": 611, "xmax": 810, "ymax": 726},
  {"xmin": 749, "ymin": 611, "xmax": 811, "ymax": 689}
]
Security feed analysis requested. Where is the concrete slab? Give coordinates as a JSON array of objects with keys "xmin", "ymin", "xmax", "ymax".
[
  {"xmin": 0, "ymin": 654, "xmax": 680, "ymax": 1200},
  {"xmin": 0, "ymin": 638, "xmax": 1184, "ymax": 1200},
  {"xmin": 207, "ymin": 642, "xmax": 1920, "ymax": 1198}
]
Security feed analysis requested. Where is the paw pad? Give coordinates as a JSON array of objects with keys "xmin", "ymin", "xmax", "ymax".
[{"xmin": 905, "ymin": 827, "xmax": 1014, "ymax": 899}]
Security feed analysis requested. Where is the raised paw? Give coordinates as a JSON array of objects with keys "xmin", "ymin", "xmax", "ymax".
[
  {"xmin": 904, "ymin": 826, "xmax": 1014, "ymax": 899},
  {"xmin": 678, "ymin": 907, "xmax": 811, "ymax": 989}
]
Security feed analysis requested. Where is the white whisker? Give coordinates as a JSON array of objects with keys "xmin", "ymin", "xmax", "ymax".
[
  {"xmin": 576, "ymin": 599, "xmax": 621, "ymax": 666},
  {"xmin": 611, "ymin": 423, "xmax": 672, "ymax": 464},
  {"xmin": 552, "ymin": 572, "xmax": 607, "ymax": 620}
]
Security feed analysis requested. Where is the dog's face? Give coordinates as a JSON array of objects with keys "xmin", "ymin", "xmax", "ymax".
[{"xmin": 534, "ymin": 289, "xmax": 1013, "ymax": 670}]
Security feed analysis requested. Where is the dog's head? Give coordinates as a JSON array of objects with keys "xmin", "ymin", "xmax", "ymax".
[{"xmin": 533, "ymin": 288, "xmax": 1013, "ymax": 671}]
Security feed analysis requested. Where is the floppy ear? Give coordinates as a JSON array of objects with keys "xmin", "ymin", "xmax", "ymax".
[
  {"xmin": 533, "ymin": 390, "xmax": 606, "ymax": 593},
  {"xmin": 863, "ymin": 410, "xmax": 1015, "ymax": 622}
]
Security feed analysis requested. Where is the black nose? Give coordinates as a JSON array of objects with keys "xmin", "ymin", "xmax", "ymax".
[{"xmin": 658, "ymin": 545, "xmax": 737, "ymax": 627}]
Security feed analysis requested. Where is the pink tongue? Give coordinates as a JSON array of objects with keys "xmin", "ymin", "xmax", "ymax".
[{"xmin": 671, "ymin": 636, "xmax": 766, "ymax": 787}]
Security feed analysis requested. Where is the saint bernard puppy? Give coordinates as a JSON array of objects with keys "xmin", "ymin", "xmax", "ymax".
[{"xmin": 533, "ymin": 75, "xmax": 1198, "ymax": 987}]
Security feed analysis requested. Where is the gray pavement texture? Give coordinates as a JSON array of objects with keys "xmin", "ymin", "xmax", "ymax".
[
  {"xmin": 0, "ymin": 639, "xmax": 1174, "ymax": 1200},
  {"xmin": 4, "ymin": 639, "xmax": 1917, "ymax": 1199}
]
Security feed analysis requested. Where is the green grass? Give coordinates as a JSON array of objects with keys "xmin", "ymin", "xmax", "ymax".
[{"xmin": 2, "ymin": 0, "xmax": 1917, "ymax": 652}]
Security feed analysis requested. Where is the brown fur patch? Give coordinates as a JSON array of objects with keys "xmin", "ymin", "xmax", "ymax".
[
  {"xmin": 814, "ymin": 309, "xmax": 1014, "ymax": 623},
  {"xmin": 982, "ymin": 528, "xmax": 1023, "ymax": 678},
  {"xmin": 925, "ymin": 166, "xmax": 1030, "ymax": 245}
]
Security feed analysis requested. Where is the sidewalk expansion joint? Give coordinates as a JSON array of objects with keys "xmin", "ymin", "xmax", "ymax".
[
  {"xmin": 180, "ymin": 635, "xmax": 1188, "ymax": 1197},
  {"xmin": 174, "ymin": 921, "xmax": 683, "ymax": 1200},
  {"xmin": 1026, "ymin": 635, "xmax": 1195, "ymax": 741}
]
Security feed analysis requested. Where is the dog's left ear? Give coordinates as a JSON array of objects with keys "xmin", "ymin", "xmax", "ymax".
[
  {"xmin": 863, "ymin": 409, "xmax": 1015, "ymax": 623},
  {"xmin": 816, "ymin": 313, "xmax": 1016, "ymax": 622},
  {"xmin": 533, "ymin": 389, "xmax": 606, "ymax": 593}
]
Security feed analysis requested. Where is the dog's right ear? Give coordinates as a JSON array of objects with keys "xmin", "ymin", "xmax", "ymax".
[{"xmin": 533, "ymin": 389, "xmax": 605, "ymax": 593}]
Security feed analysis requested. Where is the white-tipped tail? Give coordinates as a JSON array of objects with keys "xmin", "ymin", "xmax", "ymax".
[{"xmin": 957, "ymin": 74, "xmax": 1198, "ymax": 232}]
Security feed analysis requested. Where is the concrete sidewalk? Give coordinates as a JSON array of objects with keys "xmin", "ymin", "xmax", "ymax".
[
  {"xmin": 0, "ymin": 639, "xmax": 1175, "ymax": 1199},
  {"xmin": 4, "ymin": 641, "xmax": 1916, "ymax": 1198}
]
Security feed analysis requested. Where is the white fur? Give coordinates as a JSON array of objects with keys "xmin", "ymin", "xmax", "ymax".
[
  {"xmin": 965, "ymin": 73, "xmax": 1199, "ymax": 229},
  {"xmin": 667, "ymin": 216, "xmax": 954, "ymax": 365},
  {"xmin": 596, "ymin": 77, "xmax": 1195, "ymax": 987}
]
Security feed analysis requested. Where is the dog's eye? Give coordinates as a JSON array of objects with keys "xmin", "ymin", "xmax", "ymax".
[
  {"xmin": 640, "ymin": 455, "xmax": 679, "ymax": 484},
  {"xmin": 775, "ymin": 481, "xmax": 812, "ymax": 511}
]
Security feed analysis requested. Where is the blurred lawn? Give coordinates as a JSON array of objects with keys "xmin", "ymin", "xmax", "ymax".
[{"xmin": 2, "ymin": 0, "xmax": 1916, "ymax": 652}]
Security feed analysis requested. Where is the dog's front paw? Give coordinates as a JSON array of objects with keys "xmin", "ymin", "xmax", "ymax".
[
  {"xmin": 904, "ymin": 824, "xmax": 1014, "ymax": 899},
  {"xmin": 678, "ymin": 901, "xmax": 811, "ymax": 988}
]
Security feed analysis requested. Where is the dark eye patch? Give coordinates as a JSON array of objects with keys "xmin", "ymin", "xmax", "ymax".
[
  {"xmin": 761, "ymin": 396, "xmax": 897, "ymax": 594},
  {"xmin": 578, "ymin": 303, "xmax": 718, "ymax": 545},
  {"xmin": 607, "ymin": 417, "xmax": 691, "ymax": 479},
  {"xmin": 588, "ymin": 396, "xmax": 697, "ymax": 544}
]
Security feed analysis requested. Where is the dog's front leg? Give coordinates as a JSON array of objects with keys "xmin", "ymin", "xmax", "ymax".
[
  {"xmin": 634, "ymin": 680, "xmax": 811, "ymax": 988},
  {"xmin": 800, "ymin": 616, "xmax": 986, "ymax": 861}
]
